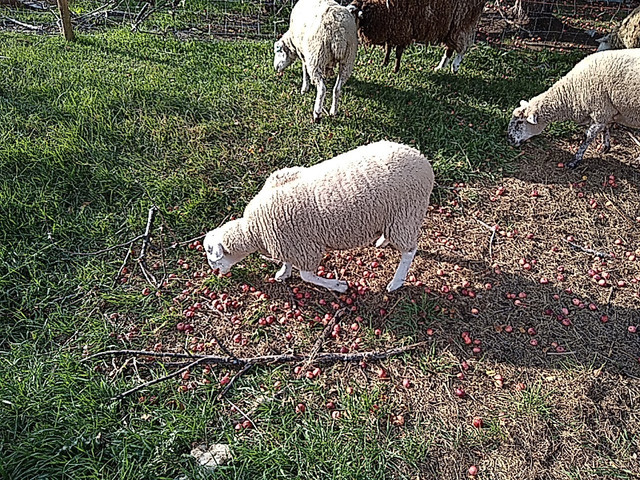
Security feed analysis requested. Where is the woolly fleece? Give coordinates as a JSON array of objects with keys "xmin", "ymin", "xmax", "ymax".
[
  {"xmin": 349, "ymin": 0, "xmax": 485, "ymax": 72},
  {"xmin": 215, "ymin": 141, "xmax": 434, "ymax": 272},
  {"xmin": 508, "ymin": 48, "xmax": 640, "ymax": 166}
]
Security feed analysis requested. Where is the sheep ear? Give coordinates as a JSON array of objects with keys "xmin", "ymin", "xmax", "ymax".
[
  {"xmin": 346, "ymin": 4, "xmax": 358, "ymax": 15},
  {"xmin": 526, "ymin": 113, "xmax": 538, "ymax": 125},
  {"xmin": 519, "ymin": 100, "xmax": 529, "ymax": 108}
]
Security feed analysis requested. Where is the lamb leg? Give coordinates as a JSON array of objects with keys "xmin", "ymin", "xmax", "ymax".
[
  {"xmin": 300, "ymin": 270, "xmax": 348, "ymax": 292},
  {"xmin": 386, "ymin": 248, "xmax": 417, "ymax": 292},
  {"xmin": 569, "ymin": 123, "xmax": 606, "ymax": 168}
]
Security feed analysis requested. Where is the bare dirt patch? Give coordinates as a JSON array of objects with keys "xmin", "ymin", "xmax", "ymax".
[{"xmin": 96, "ymin": 132, "xmax": 640, "ymax": 478}]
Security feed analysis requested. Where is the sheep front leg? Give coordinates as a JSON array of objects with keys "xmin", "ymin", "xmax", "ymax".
[
  {"xmin": 275, "ymin": 262, "xmax": 292, "ymax": 281},
  {"xmin": 313, "ymin": 78, "xmax": 327, "ymax": 123},
  {"xmin": 386, "ymin": 248, "xmax": 417, "ymax": 292},
  {"xmin": 300, "ymin": 270, "xmax": 348, "ymax": 293},
  {"xmin": 301, "ymin": 63, "xmax": 310, "ymax": 94},
  {"xmin": 568, "ymin": 123, "xmax": 606, "ymax": 168}
]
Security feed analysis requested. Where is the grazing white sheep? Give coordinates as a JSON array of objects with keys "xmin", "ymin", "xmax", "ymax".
[
  {"xmin": 204, "ymin": 141, "xmax": 435, "ymax": 293},
  {"xmin": 273, "ymin": 0, "xmax": 358, "ymax": 122},
  {"xmin": 348, "ymin": 0, "xmax": 486, "ymax": 73},
  {"xmin": 507, "ymin": 48, "xmax": 640, "ymax": 168},
  {"xmin": 597, "ymin": 6, "xmax": 640, "ymax": 51}
]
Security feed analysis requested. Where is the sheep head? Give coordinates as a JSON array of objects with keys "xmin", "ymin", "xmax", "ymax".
[
  {"xmin": 595, "ymin": 34, "xmax": 612, "ymax": 51},
  {"xmin": 507, "ymin": 100, "xmax": 546, "ymax": 147},
  {"xmin": 203, "ymin": 221, "xmax": 251, "ymax": 274},
  {"xmin": 273, "ymin": 37, "xmax": 296, "ymax": 72}
]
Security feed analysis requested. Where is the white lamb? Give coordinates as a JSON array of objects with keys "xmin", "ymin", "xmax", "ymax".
[
  {"xmin": 204, "ymin": 141, "xmax": 435, "ymax": 293},
  {"xmin": 273, "ymin": 0, "xmax": 358, "ymax": 123},
  {"xmin": 507, "ymin": 48, "xmax": 640, "ymax": 168}
]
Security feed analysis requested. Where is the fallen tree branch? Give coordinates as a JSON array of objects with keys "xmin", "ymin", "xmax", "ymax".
[
  {"xmin": 563, "ymin": 239, "xmax": 613, "ymax": 259},
  {"xmin": 84, "ymin": 341, "xmax": 428, "ymax": 369}
]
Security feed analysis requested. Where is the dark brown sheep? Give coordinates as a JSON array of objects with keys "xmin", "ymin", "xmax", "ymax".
[{"xmin": 349, "ymin": 0, "xmax": 486, "ymax": 73}]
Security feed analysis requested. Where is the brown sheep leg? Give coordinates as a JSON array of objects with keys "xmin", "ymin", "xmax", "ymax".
[
  {"xmin": 383, "ymin": 43, "xmax": 392, "ymax": 66},
  {"xmin": 393, "ymin": 45, "xmax": 405, "ymax": 73}
]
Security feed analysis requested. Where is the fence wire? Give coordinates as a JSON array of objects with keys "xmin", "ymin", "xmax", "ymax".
[{"xmin": 1, "ymin": 0, "xmax": 639, "ymax": 49}]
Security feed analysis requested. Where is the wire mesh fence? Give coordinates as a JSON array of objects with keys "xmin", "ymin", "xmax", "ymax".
[{"xmin": 1, "ymin": 0, "xmax": 639, "ymax": 49}]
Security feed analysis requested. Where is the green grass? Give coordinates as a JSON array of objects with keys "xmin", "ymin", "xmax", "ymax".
[{"xmin": 0, "ymin": 29, "xmax": 587, "ymax": 479}]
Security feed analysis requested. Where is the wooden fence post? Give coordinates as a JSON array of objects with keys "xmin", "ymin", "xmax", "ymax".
[{"xmin": 56, "ymin": 0, "xmax": 75, "ymax": 41}]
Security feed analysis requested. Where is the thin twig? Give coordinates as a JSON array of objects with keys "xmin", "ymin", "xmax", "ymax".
[
  {"xmin": 562, "ymin": 239, "xmax": 613, "ymax": 259},
  {"xmin": 225, "ymin": 399, "xmax": 264, "ymax": 436},
  {"xmin": 475, "ymin": 219, "xmax": 497, "ymax": 259},
  {"xmin": 216, "ymin": 363, "xmax": 253, "ymax": 401},
  {"xmin": 628, "ymin": 131, "xmax": 640, "ymax": 148},
  {"xmin": 71, "ymin": 234, "xmax": 145, "ymax": 257},
  {"xmin": 138, "ymin": 206, "xmax": 158, "ymax": 262},
  {"xmin": 112, "ymin": 246, "xmax": 132, "ymax": 288},
  {"xmin": 0, "ymin": 16, "xmax": 42, "ymax": 29},
  {"xmin": 137, "ymin": 206, "xmax": 159, "ymax": 288},
  {"xmin": 299, "ymin": 308, "xmax": 345, "ymax": 372},
  {"xmin": 111, "ymin": 357, "xmax": 207, "ymax": 401}
]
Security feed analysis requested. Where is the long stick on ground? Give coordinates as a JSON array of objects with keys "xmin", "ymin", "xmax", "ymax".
[{"xmin": 85, "ymin": 341, "xmax": 429, "ymax": 370}]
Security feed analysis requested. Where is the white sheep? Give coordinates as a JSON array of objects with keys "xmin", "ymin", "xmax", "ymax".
[
  {"xmin": 204, "ymin": 141, "xmax": 435, "ymax": 293},
  {"xmin": 507, "ymin": 48, "xmax": 640, "ymax": 168},
  {"xmin": 273, "ymin": 0, "xmax": 358, "ymax": 123},
  {"xmin": 596, "ymin": 6, "xmax": 640, "ymax": 51}
]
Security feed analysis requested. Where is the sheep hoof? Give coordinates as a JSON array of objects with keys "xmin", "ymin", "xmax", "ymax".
[
  {"xmin": 332, "ymin": 280, "xmax": 348, "ymax": 293},
  {"xmin": 567, "ymin": 159, "xmax": 580, "ymax": 169},
  {"xmin": 312, "ymin": 113, "xmax": 322, "ymax": 123},
  {"xmin": 386, "ymin": 279, "xmax": 404, "ymax": 292}
]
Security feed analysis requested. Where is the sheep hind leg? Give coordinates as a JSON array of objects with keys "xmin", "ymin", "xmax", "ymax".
[
  {"xmin": 601, "ymin": 127, "xmax": 611, "ymax": 153},
  {"xmin": 375, "ymin": 234, "xmax": 389, "ymax": 248},
  {"xmin": 393, "ymin": 45, "xmax": 405, "ymax": 73},
  {"xmin": 301, "ymin": 63, "xmax": 310, "ymax": 94},
  {"xmin": 451, "ymin": 51, "xmax": 465, "ymax": 73},
  {"xmin": 383, "ymin": 43, "xmax": 392, "ymax": 66},
  {"xmin": 300, "ymin": 270, "xmax": 348, "ymax": 293},
  {"xmin": 275, "ymin": 262, "xmax": 292, "ymax": 281},
  {"xmin": 435, "ymin": 47, "xmax": 454, "ymax": 71},
  {"xmin": 386, "ymin": 248, "xmax": 417, "ymax": 292},
  {"xmin": 312, "ymin": 78, "xmax": 327, "ymax": 123},
  {"xmin": 568, "ymin": 123, "xmax": 606, "ymax": 168},
  {"xmin": 329, "ymin": 72, "xmax": 344, "ymax": 116}
]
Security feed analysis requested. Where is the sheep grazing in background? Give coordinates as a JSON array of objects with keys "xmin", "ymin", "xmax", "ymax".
[
  {"xmin": 348, "ymin": 0, "xmax": 485, "ymax": 73},
  {"xmin": 204, "ymin": 141, "xmax": 435, "ymax": 293},
  {"xmin": 273, "ymin": 0, "xmax": 358, "ymax": 122},
  {"xmin": 597, "ymin": 6, "xmax": 640, "ymax": 51},
  {"xmin": 507, "ymin": 49, "xmax": 640, "ymax": 169}
]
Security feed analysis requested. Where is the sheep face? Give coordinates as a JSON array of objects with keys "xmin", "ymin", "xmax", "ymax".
[
  {"xmin": 203, "ymin": 228, "xmax": 249, "ymax": 274},
  {"xmin": 507, "ymin": 100, "xmax": 546, "ymax": 147},
  {"xmin": 273, "ymin": 40, "xmax": 296, "ymax": 72},
  {"xmin": 596, "ymin": 35, "xmax": 611, "ymax": 51}
]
